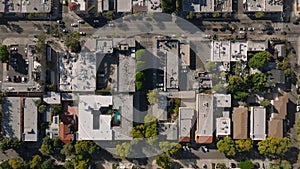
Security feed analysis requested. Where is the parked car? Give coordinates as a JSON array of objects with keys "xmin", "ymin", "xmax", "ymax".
[
  {"xmin": 78, "ymin": 20, "xmax": 85, "ymax": 24},
  {"xmin": 201, "ymin": 146, "xmax": 209, "ymax": 153},
  {"xmin": 79, "ymin": 32, "xmax": 86, "ymax": 36},
  {"xmin": 248, "ymin": 27, "xmax": 255, "ymax": 31},
  {"xmin": 71, "ymin": 23, "xmax": 78, "ymax": 27},
  {"xmin": 62, "ymin": 29, "xmax": 68, "ymax": 33}
]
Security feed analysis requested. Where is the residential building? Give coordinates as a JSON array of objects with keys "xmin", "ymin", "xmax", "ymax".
[
  {"xmin": 244, "ymin": 0, "xmax": 283, "ymax": 12},
  {"xmin": 0, "ymin": 149, "xmax": 21, "ymax": 162},
  {"xmin": 270, "ymin": 69, "xmax": 285, "ymax": 84},
  {"xmin": 178, "ymin": 107, "xmax": 196, "ymax": 142},
  {"xmin": 269, "ymin": 93, "xmax": 288, "ymax": 138},
  {"xmin": 214, "ymin": 94, "xmax": 231, "ymax": 108},
  {"xmin": 274, "ymin": 44, "xmax": 285, "ymax": 58},
  {"xmin": 60, "ymin": 104, "xmax": 78, "ymax": 144},
  {"xmin": 250, "ymin": 106, "xmax": 266, "ymax": 140},
  {"xmin": 71, "ymin": 0, "xmax": 86, "ymax": 11},
  {"xmin": 159, "ymin": 123, "xmax": 178, "ymax": 141},
  {"xmin": 247, "ymin": 40, "xmax": 268, "ymax": 52},
  {"xmin": 195, "ymin": 94, "xmax": 214, "ymax": 144},
  {"xmin": 43, "ymin": 92, "xmax": 61, "ymax": 104},
  {"xmin": 46, "ymin": 116, "xmax": 60, "ymax": 139},
  {"xmin": 182, "ymin": 0, "xmax": 232, "ymax": 13},
  {"xmin": 132, "ymin": 0, "xmax": 148, "ymax": 12},
  {"xmin": 23, "ymin": 98, "xmax": 39, "ymax": 142},
  {"xmin": 232, "ymin": 107, "xmax": 248, "ymax": 139}
]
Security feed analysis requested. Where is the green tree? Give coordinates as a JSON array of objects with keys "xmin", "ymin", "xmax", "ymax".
[
  {"xmin": 75, "ymin": 159, "xmax": 89, "ymax": 169},
  {"xmin": 255, "ymin": 11, "xmax": 264, "ymax": 18},
  {"xmin": 258, "ymin": 137, "xmax": 291, "ymax": 156},
  {"xmin": 116, "ymin": 142, "xmax": 131, "ymax": 158},
  {"xmin": 147, "ymin": 89, "xmax": 159, "ymax": 105},
  {"xmin": 136, "ymin": 81, "xmax": 144, "ymax": 91},
  {"xmin": 216, "ymin": 163, "xmax": 227, "ymax": 169},
  {"xmin": 217, "ymin": 137, "xmax": 236, "ymax": 156},
  {"xmin": 136, "ymin": 72, "xmax": 145, "ymax": 81},
  {"xmin": 205, "ymin": 61, "xmax": 217, "ymax": 71},
  {"xmin": 0, "ymin": 138, "xmax": 23, "ymax": 151},
  {"xmin": 28, "ymin": 13, "xmax": 36, "ymax": 19},
  {"xmin": 30, "ymin": 155, "xmax": 42, "ymax": 169},
  {"xmin": 277, "ymin": 58, "xmax": 291, "ymax": 76},
  {"xmin": 75, "ymin": 141, "xmax": 97, "ymax": 156},
  {"xmin": 156, "ymin": 154, "xmax": 171, "ymax": 169},
  {"xmin": 280, "ymin": 160, "xmax": 292, "ymax": 169},
  {"xmin": 53, "ymin": 137, "xmax": 63, "ymax": 148},
  {"xmin": 136, "ymin": 49, "xmax": 146, "ymax": 61},
  {"xmin": 131, "ymin": 125, "xmax": 145, "ymax": 138},
  {"xmin": 260, "ymin": 99, "xmax": 271, "ymax": 107},
  {"xmin": 105, "ymin": 11, "xmax": 114, "ymax": 21},
  {"xmin": 61, "ymin": 143, "xmax": 75, "ymax": 157},
  {"xmin": 0, "ymin": 160, "xmax": 12, "ymax": 169},
  {"xmin": 38, "ymin": 105, "xmax": 47, "ymax": 113},
  {"xmin": 64, "ymin": 161, "xmax": 74, "ymax": 169},
  {"xmin": 227, "ymin": 75, "xmax": 246, "ymax": 93},
  {"xmin": 161, "ymin": 0, "xmax": 175, "ymax": 13},
  {"xmin": 212, "ymin": 82, "xmax": 226, "ymax": 93},
  {"xmin": 233, "ymin": 91, "xmax": 250, "ymax": 100},
  {"xmin": 235, "ymin": 139, "xmax": 253, "ymax": 152},
  {"xmin": 212, "ymin": 12, "xmax": 221, "ymax": 18},
  {"xmin": 65, "ymin": 32, "xmax": 81, "ymax": 53},
  {"xmin": 159, "ymin": 142, "xmax": 182, "ymax": 156},
  {"xmin": 8, "ymin": 158, "xmax": 25, "ymax": 169},
  {"xmin": 248, "ymin": 51, "xmax": 271, "ymax": 69},
  {"xmin": 40, "ymin": 159, "xmax": 54, "ymax": 169},
  {"xmin": 186, "ymin": 11, "xmax": 194, "ymax": 20},
  {"xmin": 40, "ymin": 143, "xmax": 53, "ymax": 156},
  {"xmin": 246, "ymin": 73, "xmax": 268, "ymax": 92},
  {"xmin": 144, "ymin": 114, "xmax": 158, "ymax": 138},
  {"xmin": 51, "ymin": 104, "xmax": 63, "ymax": 116},
  {"xmin": 238, "ymin": 160, "xmax": 254, "ymax": 169},
  {"xmin": 136, "ymin": 61, "xmax": 145, "ymax": 72},
  {"xmin": 0, "ymin": 45, "xmax": 9, "ymax": 62}
]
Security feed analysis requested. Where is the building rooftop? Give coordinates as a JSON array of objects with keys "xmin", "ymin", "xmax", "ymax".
[
  {"xmin": 269, "ymin": 93, "xmax": 288, "ymax": 138},
  {"xmin": 179, "ymin": 107, "xmax": 196, "ymax": 142},
  {"xmin": 250, "ymin": 106, "xmax": 266, "ymax": 140},
  {"xmin": 46, "ymin": 116, "xmax": 60, "ymax": 139},
  {"xmin": 152, "ymin": 95, "xmax": 168, "ymax": 121},
  {"xmin": 214, "ymin": 94, "xmax": 231, "ymax": 108},
  {"xmin": 23, "ymin": 98, "xmax": 39, "ymax": 142},
  {"xmin": 71, "ymin": 0, "xmax": 85, "ymax": 11},
  {"xmin": 43, "ymin": 92, "xmax": 61, "ymax": 104},
  {"xmin": 2, "ymin": 97, "xmax": 21, "ymax": 140},
  {"xmin": 247, "ymin": 40, "xmax": 268, "ymax": 51},
  {"xmin": 244, "ymin": 0, "xmax": 282, "ymax": 12},
  {"xmin": 183, "ymin": 0, "xmax": 232, "ymax": 12},
  {"xmin": 117, "ymin": 0, "xmax": 132, "ymax": 12},
  {"xmin": 230, "ymin": 41, "xmax": 247, "ymax": 62},
  {"xmin": 233, "ymin": 107, "xmax": 248, "ymax": 139},
  {"xmin": 0, "ymin": 149, "xmax": 21, "ymax": 162},
  {"xmin": 274, "ymin": 44, "xmax": 285, "ymax": 58},
  {"xmin": 211, "ymin": 41, "xmax": 231, "ymax": 62},
  {"xmin": 157, "ymin": 40, "xmax": 179, "ymax": 90},
  {"xmin": 270, "ymin": 69, "xmax": 285, "ymax": 84},
  {"xmin": 117, "ymin": 52, "xmax": 136, "ymax": 92},
  {"xmin": 159, "ymin": 123, "xmax": 178, "ymax": 141},
  {"xmin": 60, "ymin": 114, "xmax": 77, "ymax": 144},
  {"xmin": 196, "ymin": 94, "xmax": 213, "ymax": 143},
  {"xmin": 216, "ymin": 117, "xmax": 231, "ymax": 136},
  {"xmin": 6, "ymin": 0, "xmax": 51, "ymax": 13},
  {"xmin": 180, "ymin": 40, "xmax": 190, "ymax": 68}
]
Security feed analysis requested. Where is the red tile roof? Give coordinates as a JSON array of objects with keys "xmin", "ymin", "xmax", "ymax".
[{"xmin": 196, "ymin": 136, "xmax": 213, "ymax": 144}]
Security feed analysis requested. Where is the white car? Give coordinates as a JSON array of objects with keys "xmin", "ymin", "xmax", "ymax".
[
  {"xmin": 248, "ymin": 27, "xmax": 255, "ymax": 31},
  {"xmin": 77, "ymin": 20, "xmax": 85, "ymax": 24},
  {"xmin": 201, "ymin": 146, "xmax": 208, "ymax": 153},
  {"xmin": 79, "ymin": 32, "xmax": 86, "ymax": 36}
]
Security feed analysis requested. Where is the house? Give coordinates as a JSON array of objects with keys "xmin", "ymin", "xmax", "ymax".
[
  {"xmin": 195, "ymin": 94, "xmax": 214, "ymax": 144},
  {"xmin": 214, "ymin": 94, "xmax": 231, "ymax": 108},
  {"xmin": 182, "ymin": 0, "xmax": 232, "ymax": 13},
  {"xmin": 232, "ymin": 107, "xmax": 248, "ymax": 139},
  {"xmin": 22, "ymin": 98, "xmax": 39, "ymax": 142},
  {"xmin": 46, "ymin": 116, "xmax": 60, "ymax": 139},
  {"xmin": 60, "ymin": 104, "xmax": 78, "ymax": 144},
  {"xmin": 244, "ymin": 0, "xmax": 283, "ymax": 12},
  {"xmin": 274, "ymin": 44, "xmax": 285, "ymax": 59},
  {"xmin": 178, "ymin": 107, "xmax": 196, "ymax": 142},
  {"xmin": 0, "ymin": 149, "xmax": 21, "ymax": 162},
  {"xmin": 269, "ymin": 93, "xmax": 288, "ymax": 138},
  {"xmin": 250, "ymin": 106, "xmax": 266, "ymax": 140}
]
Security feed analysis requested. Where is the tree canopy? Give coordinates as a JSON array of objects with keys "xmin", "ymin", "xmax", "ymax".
[
  {"xmin": 235, "ymin": 139, "xmax": 253, "ymax": 152},
  {"xmin": 159, "ymin": 142, "xmax": 182, "ymax": 157},
  {"xmin": 246, "ymin": 73, "xmax": 268, "ymax": 92},
  {"xmin": 156, "ymin": 154, "xmax": 171, "ymax": 169},
  {"xmin": 8, "ymin": 158, "xmax": 26, "ymax": 169},
  {"xmin": 0, "ymin": 138, "xmax": 23, "ymax": 151},
  {"xmin": 65, "ymin": 32, "xmax": 81, "ymax": 53},
  {"xmin": 248, "ymin": 51, "xmax": 271, "ymax": 69},
  {"xmin": 238, "ymin": 160, "xmax": 254, "ymax": 169},
  {"xmin": 0, "ymin": 45, "xmax": 9, "ymax": 62},
  {"xmin": 30, "ymin": 155, "xmax": 42, "ymax": 169},
  {"xmin": 61, "ymin": 143, "xmax": 75, "ymax": 157},
  {"xmin": 217, "ymin": 137, "xmax": 236, "ymax": 156},
  {"xmin": 116, "ymin": 142, "xmax": 131, "ymax": 158},
  {"xmin": 40, "ymin": 159, "xmax": 54, "ymax": 169},
  {"xmin": 75, "ymin": 141, "xmax": 97, "ymax": 156},
  {"xmin": 258, "ymin": 137, "xmax": 291, "ymax": 156},
  {"xmin": 255, "ymin": 11, "xmax": 264, "ymax": 18},
  {"xmin": 147, "ymin": 89, "xmax": 159, "ymax": 105},
  {"xmin": 205, "ymin": 61, "xmax": 217, "ymax": 72}
]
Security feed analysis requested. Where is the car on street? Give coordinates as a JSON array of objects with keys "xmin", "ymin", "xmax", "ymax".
[
  {"xmin": 62, "ymin": 29, "xmax": 68, "ymax": 33},
  {"xmin": 293, "ymin": 21, "xmax": 299, "ymax": 25},
  {"xmin": 78, "ymin": 20, "xmax": 85, "ymax": 24},
  {"xmin": 108, "ymin": 21, "xmax": 115, "ymax": 27},
  {"xmin": 156, "ymin": 83, "xmax": 164, "ymax": 87},
  {"xmin": 79, "ymin": 32, "xmax": 86, "ymax": 36},
  {"xmin": 57, "ymin": 20, "xmax": 63, "ymax": 24},
  {"xmin": 248, "ymin": 27, "xmax": 255, "ymax": 31},
  {"xmin": 71, "ymin": 23, "xmax": 78, "ymax": 27},
  {"xmin": 201, "ymin": 146, "xmax": 209, "ymax": 153}
]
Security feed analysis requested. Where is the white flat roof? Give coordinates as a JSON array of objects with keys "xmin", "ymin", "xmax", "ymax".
[
  {"xmin": 23, "ymin": 98, "xmax": 39, "ymax": 142},
  {"xmin": 117, "ymin": 0, "xmax": 132, "ymax": 12},
  {"xmin": 196, "ymin": 94, "xmax": 213, "ymax": 137},
  {"xmin": 78, "ymin": 95, "xmax": 113, "ymax": 140},
  {"xmin": 2, "ymin": 97, "xmax": 21, "ymax": 140},
  {"xmin": 179, "ymin": 107, "xmax": 196, "ymax": 140},
  {"xmin": 43, "ymin": 92, "xmax": 61, "ymax": 104},
  {"xmin": 214, "ymin": 94, "xmax": 231, "ymax": 108},
  {"xmin": 216, "ymin": 117, "xmax": 231, "ymax": 136},
  {"xmin": 250, "ymin": 106, "xmax": 266, "ymax": 140}
]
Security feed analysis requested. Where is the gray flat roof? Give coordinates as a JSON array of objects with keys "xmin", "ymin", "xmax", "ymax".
[
  {"xmin": 7, "ymin": 0, "xmax": 51, "ymax": 13},
  {"xmin": 2, "ymin": 97, "xmax": 21, "ymax": 140},
  {"xmin": 214, "ymin": 94, "xmax": 231, "ymax": 108},
  {"xmin": 196, "ymin": 94, "xmax": 213, "ymax": 137},
  {"xmin": 23, "ymin": 98, "xmax": 39, "ymax": 142},
  {"xmin": 250, "ymin": 106, "xmax": 266, "ymax": 140},
  {"xmin": 118, "ymin": 53, "xmax": 136, "ymax": 92},
  {"xmin": 112, "ymin": 94, "xmax": 133, "ymax": 140},
  {"xmin": 245, "ymin": 0, "xmax": 282, "ymax": 12},
  {"xmin": 159, "ymin": 122, "xmax": 178, "ymax": 141},
  {"xmin": 179, "ymin": 107, "xmax": 196, "ymax": 141},
  {"xmin": 117, "ymin": 0, "xmax": 132, "ymax": 12},
  {"xmin": 183, "ymin": 0, "xmax": 232, "ymax": 12}
]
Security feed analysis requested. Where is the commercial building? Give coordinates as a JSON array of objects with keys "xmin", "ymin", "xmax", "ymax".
[
  {"xmin": 182, "ymin": 0, "xmax": 232, "ymax": 13},
  {"xmin": 23, "ymin": 98, "xmax": 39, "ymax": 142},
  {"xmin": 244, "ymin": 0, "xmax": 283, "ymax": 12},
  {"xmin": 211, "ymin": 41, "xmax": 247, "ymax": 62},
  {"xmin": 178, "ymin": 107, "xmax": 196, "ymax": 142},
  {"xmin": 4, "ymin": 0, "xmax": 51, "ymax": 13}
]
